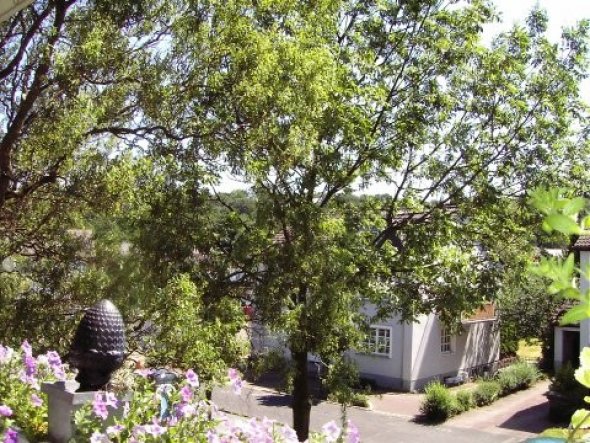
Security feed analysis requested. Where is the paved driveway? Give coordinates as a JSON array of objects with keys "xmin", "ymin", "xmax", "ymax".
[{"xmin": 211, "ymin": 382, "xmax": 543, "ymax": 443}]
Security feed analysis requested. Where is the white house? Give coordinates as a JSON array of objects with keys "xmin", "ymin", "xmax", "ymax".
[
  {"xmin": 249, "ymin": 303, "xmax": 499, "ymax": 392},
  {"xmin": 347, "ymin": 303, "xmax": 499, "ymax": 391},
  {"xmin": 553, "ymin": 236, "xmax": 590, "ymax": 370}
]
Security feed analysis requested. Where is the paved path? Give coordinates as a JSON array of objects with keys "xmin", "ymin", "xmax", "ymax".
[
  {"xmin": 447, "ymin": 380, "xmax": 552, "ymax": 440},
  {"xmin": 212, "ymin": 383, "xmax": 538, "ymax": 443}
]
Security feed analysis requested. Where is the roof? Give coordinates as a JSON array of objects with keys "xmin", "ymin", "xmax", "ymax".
[{"xmin": 573, "ymin": 235, "xmax": 590, "ymax": 251}]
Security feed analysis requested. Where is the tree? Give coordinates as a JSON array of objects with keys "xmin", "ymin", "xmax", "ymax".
[
  {"xmin": 0, "ymin": 0, "xmax": 250, "ymax": 374},
  {"xmin": 161, "ymin": 1, "xmax": 589, "ymax": 439}
]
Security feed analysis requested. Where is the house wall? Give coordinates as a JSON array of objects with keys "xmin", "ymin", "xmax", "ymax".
[
  {"xmin": 406, "ymin": 315, "xmax": 499, "ymax": 391},
  {"xmin": 347, "ymin": 318, "xmax": 409, "ymax": 390},
  {"xmin": 248, "ymin": 322, "xmax": 290, "ymax": 358},
  {"xmin": 580, "ymin": 251, "xmax": 590, "ymax": 350}
]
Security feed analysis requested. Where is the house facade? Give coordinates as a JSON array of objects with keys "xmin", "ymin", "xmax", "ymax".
[
  {"xmin": 347, "ymin": 304, "xmax": 499, "ymax": 391},
  {"xmin": 249, "ymin": 303, "xmax": 499, "ymax": 392},
  {"xmin": 554, "ymin": 236, "xmax": 590, "ymax": 370}
]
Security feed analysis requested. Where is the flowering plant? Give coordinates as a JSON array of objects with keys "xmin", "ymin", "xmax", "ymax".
[
  {"xmin": 0, "ymin": 341, "xmax": 67, "ymax": 441},
  {"xmin": 1, "ymin": 343, "xmax": 360, "ymax": 442},
  {"xmin": 74, "ymin": 367, "xmax": 360, "ymax": 442}
]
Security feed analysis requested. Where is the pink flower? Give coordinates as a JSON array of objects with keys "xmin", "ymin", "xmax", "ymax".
[
  {"xmin": 206, "ymin": 429, "xmax": 221, "ymax": 443},
  {"xmin": 180, "ymin": 385, "xmax": 193, "ymax": 402},
  {"xmin": 92, "ymin": 392, "xmax": 109, "ymax": 420},
  {"xmin": 104, "ymin": 392, "xmax": 118, "ymax": 408},
  {"xmin": 106, "ymin": 425, "xmax": 125, "ymax": 436},
  {"xmin": 346, "ymin": 420, "xmax": 360, "ymax": 443},
  {"xmin": 30, "ymin": 394, "xmax": 43, "ymax": 407},
  {"xmin": 90, "ymin": 431, "xmax": 106, "ymax": 443},
  {"xmin": 3, "ymin": 428, "xmax": 18, "ymax": 443},
  {"xmin": 0, "ymin": 345, "xmax": 14, "ymax": 364},
  {"xmin": 0, "ymin": 405, "xmax": 13, "ymax": 417},
  {"xmin": 134, "ymin": 368, "xmax": 153, "ymax": 378},
  {"xmin": 228, "ymin": 368, "xmax": 243, "ymax": 395},
  {"xmin": 45, "ymin": 351, "xmax": 65, "ymax": 380},
  {"xmin": 321, "ymin": 420, "xmax": 341, "ymax": 442},
  {"xmin": 185, "ymin": 369, "xmax": 199, "ymax": 388},
  {"xmin": 280, "ymin": 425, "xmax": 298, "ymax": 441},
  {"xmin": 145, "ymin": 420, "xmax": 167, "ymax": 437},
  {"xmin": 21, "ymin": 340, "xmax": 32, "ymax": 358}
]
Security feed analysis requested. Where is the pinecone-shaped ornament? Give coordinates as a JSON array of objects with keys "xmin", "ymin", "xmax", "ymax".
[{"xmin": 68, "ymin": 299, "xmax": 126, "ymax": 391}]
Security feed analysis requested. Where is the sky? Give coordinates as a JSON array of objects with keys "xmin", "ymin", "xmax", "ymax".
[{"xmin": 218, "ymin": 0, "xmax": 590, "ymax": 194}]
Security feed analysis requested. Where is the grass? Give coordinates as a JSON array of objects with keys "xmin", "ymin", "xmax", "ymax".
[{"xmin": 516, "ymin": 339, "xmax": 542, "ymax": 360}]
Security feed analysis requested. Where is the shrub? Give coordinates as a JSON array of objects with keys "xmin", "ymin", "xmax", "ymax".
[
  {"xmin": 455, "ymin": 390, "xmax": 474, "ymax": 412},
  {"xmin": 498, "ymin": 362, "xmax": 540, "ymax": 396},
  {"xmin": 473, "ymin": 380, "xmax": 501, "ymax": 406},
  {"xmin": 497, "ymin": 369, "xmax": 519, "ymax": 395},
  {"xmin": 548, "ymin": 362, "xmax": 590, "ymax": 422},
  {"xmin": 420, "ymin": 381, "xmax": 457, "ymax": 421}
]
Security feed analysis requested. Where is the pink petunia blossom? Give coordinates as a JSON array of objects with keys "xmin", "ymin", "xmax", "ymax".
[
  {"xmin": 21, "ymin": 340, "xmax": 32, "ymax": 358},
  {"xmin": 30, "ymin": 394, "xmax": 43, "ymax": 407},
  {"xmin": 0, "ymin": 405, "xmax": 13, "ymax": 417},
  {"xmin": 346, "ymin": 420, "xmax": 360, "ymax": 443},
  {"xmin": 3, "ymin": 428, "xmax": 18, "ymax": 443},
  {"xmin": 185, "ymin": 369, "xmax": 199, "ymax": 388},
  {"xmin": 89, "ymin": 431, "xmax": 107, "ymax": 443},
  {"xmin": 92, "ymin": 392, "xmax": 109, "ymax": 420},
  {"xmin": 0, "ymin": 345, "xmax": 14, "ymax": 364},
  {"xmin": 321, "ymin": 420, "xmax": 341, "ymax": 443},
  {"xmin": 180, "ymin": 385, "xmax": 193, "ymax": 402},
  {"xmin": 106, "ymin": 425, "xmax": 125, "ymax": 437},
  {"xmin": 228, "ymin": 368, "xmax": 243, "ymax": 395}
]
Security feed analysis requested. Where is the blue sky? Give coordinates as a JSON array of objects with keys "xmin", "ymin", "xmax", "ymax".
[{"xmin": 218, "ymin": 0, "xmax": 590, "ymax": 194}]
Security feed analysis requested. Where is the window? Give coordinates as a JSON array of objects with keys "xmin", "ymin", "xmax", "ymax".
[
  {"xmin": 366, "ymin": 326, "xmax": 392, "ymax": 357},
  {"xmin": 441, "ymin": 326, "xmax": 452, "ymax": 353}
]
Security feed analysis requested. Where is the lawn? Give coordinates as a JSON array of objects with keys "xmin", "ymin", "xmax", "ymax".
[{"xmin": 517, "ymin": 339, "xmax": 542, "ymax": 360}]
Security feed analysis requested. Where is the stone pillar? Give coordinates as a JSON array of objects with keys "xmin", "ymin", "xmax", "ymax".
[{"xmin": 41, "ymin": 381, "xmax": 96, "ymax": 443}]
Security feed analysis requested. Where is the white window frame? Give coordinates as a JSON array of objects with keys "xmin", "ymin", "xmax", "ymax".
[
  {"xmin": 366, "ymin": 325, "xmax": 393, "ymax": 358},
  {"xmin": 440, "ymin": 326, "xmax": 453, "ymax": 354}
]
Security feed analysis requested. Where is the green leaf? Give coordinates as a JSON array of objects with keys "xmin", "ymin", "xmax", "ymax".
[
  {"xmin": 560, "ymin": 305, "xmax": 589, "ymax": 325},
  {"xmin": 563, "ymin": 197, "xmax": 587, "ymax": 216},
  {"xmin": 545, "ymin": 214, "xmax": 582, "ymax": 235},
  {"xmin": 580, "ymin": 348, "xmax": 590, "ymax": 369},
  {"xmin": 571, "ymin": 409, "xmax": 590, "ymax": 429}
]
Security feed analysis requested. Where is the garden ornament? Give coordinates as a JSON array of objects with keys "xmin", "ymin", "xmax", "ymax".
[
  {"xmin": 149, "ymin": 369, "xmax": 179, "ymax": 420},
  {"xmin": 68, "ymin": 299, "xmax": 126, "ymax": 391}
]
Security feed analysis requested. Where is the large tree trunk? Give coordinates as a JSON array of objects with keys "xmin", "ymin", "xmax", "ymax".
[{"xmin": 292, "ymin": 349, "xmax": 311, "ymax": 442}]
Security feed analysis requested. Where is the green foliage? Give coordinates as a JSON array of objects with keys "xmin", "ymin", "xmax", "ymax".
[
  {"xmin": 147, "ymin": 275, "xmax": 249, "ymax": 384},
  {"xmin": 0, "ymin": 343, "xmax": 67, "ymax": 441},
  {"xmin": 472, "ymin": 380, "xmax": 502, "ymax": 407},
  {"xmin": 529, "ymin": 189, "xmax": 590, "ymax": 326},
  {"xmin": 455, "ymin": 390, "xmax": 474, "ymax": 413},
  {"xmin": 324, "ymin": 357, "xmax": 371, "ymax": 408},
  {"xmin": 420, "ymin": 381, "xmax": 458, "ymax": 422},
  {"xmin": 497, "ymin": 362, "xmax": 540, "ymax": 395},
  {"xmin": 73, "ymin": 375, "xmax": 216, "ymax": 442}
]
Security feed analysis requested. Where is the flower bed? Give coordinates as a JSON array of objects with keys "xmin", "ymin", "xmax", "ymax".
[
  {"xmin": 420, "ymin": 361, "xmax": 541, "ymax": 422},
  {"xmin": 1, "ymin": 341, "xmax": 360, "ymax": 442}
]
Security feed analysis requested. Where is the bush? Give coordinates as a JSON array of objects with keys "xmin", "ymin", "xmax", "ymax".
[
  {"xmin": 548, "ymin": 362, "xmax": 590, "ymax": 422},
  {"xmin": 497, "ymin": 369, "xmax": 520, "ymax": 395},
  {"xmin": 455, "ymin": 390, "xmax": 474, "ymax": 412},
  {"xmin": 473, "ymin": 380, "xmax": 501, "ymax": 406},
  {"xmin": 420, "ymin": 381, "xmax": 458, "ymax": 421},
  {"xmin": 498, "ymin": 362, "xmax": 540, "ymax": 396}
]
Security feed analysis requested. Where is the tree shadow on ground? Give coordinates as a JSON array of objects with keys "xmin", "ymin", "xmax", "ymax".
[
  {"xmin": 257, "ymin": 394, "xmax": 293, "ymax": 407},
  {"xmin": 498, "ymin": 402, "xmax": 553, "ymax": 434}
]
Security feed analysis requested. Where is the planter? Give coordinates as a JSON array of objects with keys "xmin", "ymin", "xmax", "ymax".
[{"xmin": 42, "ymin": 381, "xmax": 130, "ymax": 443}]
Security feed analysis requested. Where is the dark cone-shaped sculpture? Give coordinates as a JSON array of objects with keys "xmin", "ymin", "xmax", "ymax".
[{"xmin": 68, "ymin": 299, "xmax": 126, "ymax": 392}]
